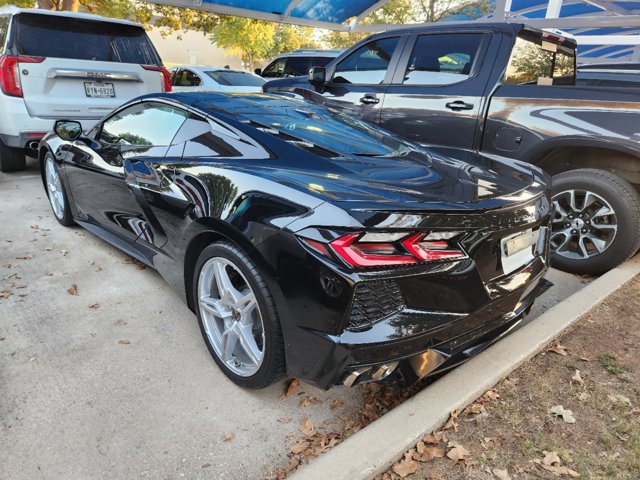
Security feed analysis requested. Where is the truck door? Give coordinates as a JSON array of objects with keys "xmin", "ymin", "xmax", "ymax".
[
  {"xmin": 380, "ymin": 32, "xmax": 497, "ymax": 151},
  {"xmin": 312, "ymin": 36, "xmax": 405, "ymax": 124}
]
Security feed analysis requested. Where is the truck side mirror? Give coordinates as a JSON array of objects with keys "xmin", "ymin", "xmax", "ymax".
[
  {"xmin": 308, "ymin": 66, "xmax": 326, "ymax": 85},
  {"xmin": 254, "ymin": 68, "xmax": 262, "ymax": 76}
]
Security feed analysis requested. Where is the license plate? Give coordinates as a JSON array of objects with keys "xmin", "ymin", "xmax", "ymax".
[
  {"xmin": 84, "ymin": 82, "xmax": 115, "ymax": 98},
  {"xmin": 500, "ymin": 228, "xmax": 539, "ymax": 275}
]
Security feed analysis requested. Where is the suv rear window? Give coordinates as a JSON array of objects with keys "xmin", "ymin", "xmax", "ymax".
[{"xmin": 13, "ymin": 13, "xmax": 160, "ymax": 65}]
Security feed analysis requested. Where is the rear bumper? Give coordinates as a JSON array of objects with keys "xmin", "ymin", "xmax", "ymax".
[{"xmin": 290, "ymin": 253, "xmax": 551, "ymax": 389}]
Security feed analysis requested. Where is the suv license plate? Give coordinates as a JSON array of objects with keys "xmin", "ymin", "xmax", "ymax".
[
  {"xmin": 84, "ymin": 82, "xmax": 115, "ymax": 98},
  {"xmin": 500, "ymin": 228, "xmax": 539, "ymax": 275}
]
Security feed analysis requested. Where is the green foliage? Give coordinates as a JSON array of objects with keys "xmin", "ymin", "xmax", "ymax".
[
  {"xmin": 268, "ymin": 24, "xmax": 319, "ymax": 59},
  {"xmin": 0, "ymin": 0, "xmax": 35, "ymax": 7},
  {"xmin": 211, "ymin": 16, "xmax": 274, "ymax": 70}
]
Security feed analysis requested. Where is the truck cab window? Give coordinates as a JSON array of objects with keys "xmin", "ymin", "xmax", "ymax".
[
  {"xmin": 403, "ymin": 33, "xmax": 483, "ymax": 85},
  {"xmin": 504, "ymin": 33, "xmax": 576, "ymax": 86},
  {"xmin": 333, "ymin": 37, "xmax": 400, "ymax": 85}
]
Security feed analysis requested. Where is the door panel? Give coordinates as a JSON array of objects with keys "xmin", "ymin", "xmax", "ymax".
[
  {"xmin": 381, "ymin": 32, "xmax": 498, "ymax": 151},
  {"xmin": 314, "ymin": 36, "xmax": 406, "ymax": 124}
]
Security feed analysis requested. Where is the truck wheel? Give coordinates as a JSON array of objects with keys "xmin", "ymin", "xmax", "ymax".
[
  {"xmin": 550, "ymin": 168, "xmax": 640, "ymax": 275},
  {"xmin": 0, "ymin": 140, "xmax": 26, "ymax": 172}
]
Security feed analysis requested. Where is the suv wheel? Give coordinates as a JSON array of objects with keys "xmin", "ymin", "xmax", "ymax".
[
  {"xmin": 550, "ymin": 168, "xmax": 640, "ymax": 275},
  {"xmin": 0, "ymin": 140, "xmax": 26, "ymax": 172}
]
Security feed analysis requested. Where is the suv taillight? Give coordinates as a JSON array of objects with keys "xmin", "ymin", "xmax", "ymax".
[
  {"xmin": 0, "ymin": 56, "xmax": 44, "ymax": 97},
  {"xmin": 142, "ymin": 65, "xmax": 172, "ymax": 92}
]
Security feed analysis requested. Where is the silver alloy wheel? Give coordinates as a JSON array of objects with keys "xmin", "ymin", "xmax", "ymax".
[
  {"xmin": 551, "ymin": 189, "xmax": 617, "ymax": 260},
  {"xmin": 197, "ymin": 257, "xmax": 265, "ymax": 377},
  {"xmin": 45, "ymin": 156, "xmax": 65, "ymax": 220}
]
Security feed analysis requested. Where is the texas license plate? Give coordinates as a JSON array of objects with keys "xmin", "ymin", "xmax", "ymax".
[
  {"xmin": 84, "ymin": 82, "xmax": 115, "ymax": 98},
  {"xmin": 500, "ymin": 228, "xmax": 539, "ymax": 275}
]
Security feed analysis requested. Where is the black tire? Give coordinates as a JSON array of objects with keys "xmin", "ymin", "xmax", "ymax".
[
  {"xmin": 0, "ymin": 140, "xmax": 26, "ymax": 172},
  {"xmin": 551, "ymin": 168, "xmax": 640, "ymax": 275},
  {"xmin": 43, "ymin": 152, "xmax": 75, "ymax": 226},
  {"xmin": 192, "ymin": 241, "xmax": 285, "ymax": 389}
]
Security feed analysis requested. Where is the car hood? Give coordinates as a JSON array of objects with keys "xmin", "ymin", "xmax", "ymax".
[{"xmin": 255, "ymin": 149, "xmax": 544, "ymax": 212}]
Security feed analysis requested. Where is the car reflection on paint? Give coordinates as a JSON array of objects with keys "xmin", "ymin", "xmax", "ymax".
[{"xmin": 40, "ymin": 92, "xmax": 552, "ymax": 389}]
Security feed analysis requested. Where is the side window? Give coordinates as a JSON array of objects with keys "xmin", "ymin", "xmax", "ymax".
[
  {"xmin": 0, "ymin": 16, "xmax": 8, "ymax": 54},
  {"xmin": 177, "ymin": 114, "xmax": 270, "ymax": 159},
  {"xmin": 284, "ymin": 57, "xmax": 310, "ymax": 77},
  {"xmin": 504, "ymin": 34, "xmax": 576, "ymax": 85},
  {"xmin": 262, "ymin": 58, "xmax": 286, "ymax": 77},
  {"xmin": 333, "ymin": 37, "xmax": 400, "ymax": 85},
  {"xmin": 100, "ymin": 102, "xmax": 188, "ymax": 146},
  {"xmin": 174, "ymin": 69, "xmax": 202, "ymax": 87},
  {"xmin": 403, "ymin": 34, "xmax": 483, "ymax": 85}
]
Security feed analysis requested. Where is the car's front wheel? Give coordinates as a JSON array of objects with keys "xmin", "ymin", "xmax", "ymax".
[
  {"xmin": 193, "ymin": 242, "xmax": 285, "ymax": 389},
  {"xmin": 550, "ymin": 168, "xmax": 640, "ymax": 275},
  {"xmin": 44, "ymin": 152, "xmax": 74, "ymax": 226}
]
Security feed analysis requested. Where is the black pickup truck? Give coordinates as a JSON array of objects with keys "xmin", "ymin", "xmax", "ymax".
[{"xmin": 264, "ymin": 22, "xmax": 640, "ymax": 275}]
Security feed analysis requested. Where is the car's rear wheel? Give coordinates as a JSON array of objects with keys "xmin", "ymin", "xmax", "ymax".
[
  {"xmin": 0, "ymin": 140, "xmax": 26, "ymax": 172},
  {"xmin": 550, "ymin": 168, "xmax": 640, "ymax": 275},
  {"xmin": 44, "ymin": 152, "xmax": 74, "ymax": 226},
  {"xmin": 193, "ymin": 242, "xmax": 285, "ymax": 389}
]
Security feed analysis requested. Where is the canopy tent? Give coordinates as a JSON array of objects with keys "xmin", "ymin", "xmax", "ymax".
[{"xmin": 154, "ymin": 0, "xmax": 640, "ymax": 62}]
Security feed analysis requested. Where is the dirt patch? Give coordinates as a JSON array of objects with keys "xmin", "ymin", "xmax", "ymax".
[{"xmin": 379, "ymin": 276, "xmax": 640, "ymax": 480}]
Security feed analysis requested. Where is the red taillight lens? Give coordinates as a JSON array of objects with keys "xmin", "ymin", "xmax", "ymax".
[
  {"xmin": 142, "ymin": 65, "xmax": 172, "ymax": 92},
  {"xmin": 0, "ymin": 56, "xmax": 44, "ymax": 97},
  {"xmin": 330, "ymin": 233, "xmax": 416, "ymax": 267},
  {"xmin": 401, "ymin": 233, "xmax": 466, "ymax": 262}
]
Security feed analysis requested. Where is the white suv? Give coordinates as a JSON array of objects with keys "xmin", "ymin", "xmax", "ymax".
[{"xmin": 0, "ymin": 7, "xmax": 172, "ymax": 172}]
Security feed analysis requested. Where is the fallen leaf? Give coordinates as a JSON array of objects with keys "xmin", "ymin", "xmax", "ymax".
[
  {"xmin": 392, "ymin": 452, "xmax": 418, "ymax": 477},
  {"xmin": 136, "ymin": 263, "xmax": 145, "ymax": 270},
  {"xmin": 114, "ymin": 319, "xmax": 127, "ymax": 327},
  {"xmin": 423, "ymin": 431, "xmax": 445, "ymax": 445},
  {"xmin": 543, "ymin": 451, "xmax": 562, "ymax": 466},
  {"xmin": 579, "ymin": 356, "xmax": 591, "ymax": 362},
  {"xmin": 549, "ymin": 343, "xmax": 568, "ymax": 356},
  {"xmin": 29, "ymin": 357, "xmax": 37, "ymax": 362},
  {"xmin": 330, "ymin": 399, "xmax": 343, "ymax": 410},
  {"xmin": 443, "ymin": 410, "xmax": 460, "ymax": 432},
  {"xmin": 0, "ymin": 291, "xmax": 12, "ymax": 299},
  {"xmin": 578, "ymin": 392, "xmax": 590, "ymax": 401},
  {"xmin": 549, "ymin": 405, "xmax": 576, "ymax": 424},
  {"xmin": 88, "ymin": 302, "xmax": 99, "ymax": 309},
  {"xmin": 608, "ymin": 394, "xmax": 632, "ymax": 407},
  {"xmin": 15, "ymin": 285, "xmax": 27, "ymax": 289},
  {"xmin": 95, "ymin": 266, "xmax": 102, "ymax": 272},
  {"xmin": 118, "ymin": 339, "xmax": 130, "ymax": 345},
  {"xmin": 0, "ymin": 336, "xmax": 5, "ymax": 341},
  {"xmin": 59, "ymin": 249, "xmax": 68, "ymax": 256},
  {"xmin": 285, "ymin": 379, "xmax": 300, "ymax": 397},
  {"xmin": 67, "ymin": 284, "xmax": 78, "ymax": 296},
  {"xmin": 446, "ymin": 441, "xmax": 470, "ymax": 462},
  {"xmin": 483, "ymin": 389, "xmax": 500, "ymax": 402},
  {"xmin": 16, "ymin": 254, "xmax": 33, "ymax": 260},
  {"xmin": 535, "ymin": 460, "xmax": 580, "ymax": 477},
  {"xmin": 290, "ymin": 442, "xmax": 309, "ymax": 454},
  {"xmin": 481, "ymin": 436, "xmax": 502, "ymax": 449},
  {"xmin": 571, "ymin": 369, "xmax": 584, "ymax": 386},
  {"xmin": 464, "ymin": 403, "xmax": 486, "ymax": 416},
  {"xmin": 493, "ymin": 468, "xmax": 511, "ymax": 480},
  {"xmin": 223, "ymin": 432, "xmax": 234, "ymax": 442},
  {"xmin": 201, "ymin": 463, "xmax": 211, "ymax": 469},
  {"xmin": 299, "ymin": 396, "xmax": 322, "ymax": 408},
  {"xmin": 414, "ymin": 441, "xmax": 445, "ymax": 462},
  {"xmin": 300, "ymin": 416, "xmax": 315, "ymax": 437}
]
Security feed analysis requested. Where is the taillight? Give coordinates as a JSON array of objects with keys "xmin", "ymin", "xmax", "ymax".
[
  {"xmin": 142, "ymin": 65, "xmax": 172, "ymax": 92},
  {"xmin": 0, "ymin": 56, "xmax": 44, "ymax": 97},
  {"xmin": 300, "ymin": 231, "xmax": 466, "ymax": 268}
]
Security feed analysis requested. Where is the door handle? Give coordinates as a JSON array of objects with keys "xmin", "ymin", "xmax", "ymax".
[
  {"xmin": 445, "ymin": 100, "xmax": 474, "ymax": 111},
  {"xmin": 360, "ymin": 95, "xmax": 380, "ymax": 105}
]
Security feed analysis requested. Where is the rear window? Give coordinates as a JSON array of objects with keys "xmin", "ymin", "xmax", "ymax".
[
  {"xmin": 13, "ymin": 13, "xmax": 160, "ymax": 65},
  {"xmin": 206, "ymin": 71, "xmax": 265, "ymax": 87}
]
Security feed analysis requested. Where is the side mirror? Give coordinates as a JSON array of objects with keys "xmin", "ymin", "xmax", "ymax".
[
  {"xmin": 254, "ymin": 68, "xmax": 262, "ymax": 76},
  {"xmin": 54, "ymin": 120, "xmax": 82, "ymax": 141},
  {"xmin": 308, "ymin": 66, "xmax": 326, "ymax": 85}
]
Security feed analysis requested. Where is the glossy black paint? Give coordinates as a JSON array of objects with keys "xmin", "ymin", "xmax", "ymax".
[
  {"xmin": 263, "ymin": 23, "xmax": 640, "ymax": 178},
  {"xmin": 41, "ymin": 92, "xmax": 552, "ymax": 388}
]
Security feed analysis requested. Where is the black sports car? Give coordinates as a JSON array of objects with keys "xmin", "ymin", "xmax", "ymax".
[{"xmin": 40, "ymin": 92, "xmax": 552, "ymax": 389}]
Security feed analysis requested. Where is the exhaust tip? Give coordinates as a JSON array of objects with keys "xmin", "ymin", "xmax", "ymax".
[{"xmin": 27, "ymin": 140, "xmax": 40, "ymax": 150}]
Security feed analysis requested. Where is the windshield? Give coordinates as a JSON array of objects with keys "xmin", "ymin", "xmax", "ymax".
[
  {"xmin": 206, "ymin": 70, "xmax": 265, "ymax": 87},
  {"xmin": 14, "ymin": 13, "xmax": 160, "ymax": 64}
]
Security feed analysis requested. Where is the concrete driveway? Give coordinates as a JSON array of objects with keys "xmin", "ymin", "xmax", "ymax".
[{"xmin": 0, "ymin": 158, "xmax": 588, "ymax": 480}]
